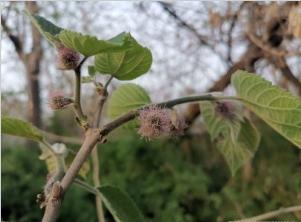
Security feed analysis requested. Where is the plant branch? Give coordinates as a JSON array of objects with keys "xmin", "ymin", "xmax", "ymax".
[
  {"xmin": 93, "ymin": 75, "xmax": 113, "ymax": 127},
  {"xmin": 42, "ymin": 93, "xmax": 237, "ymax": 222},
  {"xmin": 183, "ymin": 43, "xmax": 262, "ymax": 126},
  {"xmin": 271, "ymin": 57, "xmax": 301, "ymax": 96},
  {"xmin": 91, "ymin": 75, "xmax": 113, "ymax": 222},
  {"xmin": 227, "ymin": 2, "xmax": 246, "ymax": 63},
  {"xmin": 61, "ymin": 129, "xmax": 100, "ymax": 191},
  {"xmin": 237, "ymin": 205, "xmax": 301, "ymax": 222},
  {"xmin": 42, "ymin": 128, "xmax": 101, "ymax": 222},
  {"xmin": 104, "ymin": 75, "xmax": 114, "ymax": 91},
  {"xmin": 159, "ymin": 2, "xmax": 226, "ymax": 63},
  {"xmin": 91, "ymin": 148, "xmax": 105, "ymax": 222},
  {"xmin": 73, "ymin": 71, "xmax": 85, "ymax": 120},
  {"xmin": 1, "ymin": 15, "xmax": 24, "ymax": 60},
  {"xmin": 159, "ymin": 3, "xmax": 210, "ymax": 47},
  {"xmin": 100, "ymin": 94, "xmax": 239, "ymax": 136},
  {"xmin": 246, "ymin": 32, "xmax": 290, "ymax": 57},
  {"xmin": 156, "ymin": 94, "xmax": 239, "ymax": 108},
  {"xmin": 73, "ymin": 57, "xmax": 89, "ymax": 127}
]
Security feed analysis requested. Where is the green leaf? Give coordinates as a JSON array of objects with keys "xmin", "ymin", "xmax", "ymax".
[
  {"xmin": 58, "ymin": 31, "xmax": 134, "ymax": 56},
  {"xmin": 109, "ymin": 32, "xmax": 131, "ymax": 45},
  {"xmin": 231, "ymin": 70, "xmax": 301, "ymax": 148},
  {"xmin": 25, "ymin": 11, "xmax": 63, "ymax": 46},
  {"xmin": 39, "ymin": 145, "xmax": 58, "ymax": 174},
  {"xmin": 200, "ymin": 101, "xmax": 260, "ymax": 175},
  {"xmin": 94, "ymin": 40, "xmax": 152, "ymax": 80},
  {"xmin": 98, "ymin": 186, "xmax": 145, "ymax": 222},
  {"xmin": 107, "ymin": 84, "xmax": 151, "ymax": 118},
  {"xmin": 2, "ymin": 116, "xmax": 43, "ymax": 142},
  {"xmin": 107, "ymin": 84, "xmax": 151, "ymax": 128}
]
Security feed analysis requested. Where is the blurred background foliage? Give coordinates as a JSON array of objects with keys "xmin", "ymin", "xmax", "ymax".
[
  {"xmin": 2, "ymin": 114, "xmax": 301, "ymax": 221},
  {"xmin": 2, "ymin": 1, "xmax": 301, "ymax": 221}
]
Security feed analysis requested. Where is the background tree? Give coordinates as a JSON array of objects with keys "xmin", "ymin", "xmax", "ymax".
[
  {"xmin": 1, "ymin": 1, "xmax": 301, "ymax": 222},
  {"xmin": 2, "ymin": 1, "xmax": 43, "ymax": 127}
]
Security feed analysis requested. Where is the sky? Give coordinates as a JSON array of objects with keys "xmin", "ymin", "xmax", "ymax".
[{"xmin": 2, "ymin": 2, "xmax": 300, "ymax": 101}]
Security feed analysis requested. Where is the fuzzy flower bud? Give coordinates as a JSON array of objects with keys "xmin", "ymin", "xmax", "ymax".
[
  {"xmin": 57, "ymin": 47, "xmax": 80, "ymax": 70},
  {"xmin": 48, "ymin": 91, "xmax": 73, "ymax": 110},
  {"xmin": 138, "ymin": 105, "xmax": 173, "ymax": 140}
]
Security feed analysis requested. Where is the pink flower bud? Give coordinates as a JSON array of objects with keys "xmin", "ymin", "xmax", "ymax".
[
  {"xmin": 57, "ymin": 47, "xmax": 80, "ymax": 70},
  {"xmin": 138, "ymin": 105, "xmax": 173, "ymax": 140},
  {"xmin": 48, "ymin": 91, "xmax": 73, "ymax": 110}
]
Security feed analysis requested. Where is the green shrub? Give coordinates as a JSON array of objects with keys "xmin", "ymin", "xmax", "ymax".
[
  {"xmin": 1, "ymin": 146, "xmax": 97, "ymax": 222},
  {"xmin": 2, "ymin": 123, "xmax": 301, "ymax": 221}
]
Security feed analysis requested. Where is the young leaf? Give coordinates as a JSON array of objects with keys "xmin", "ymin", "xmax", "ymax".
[
  {"xmin": 25, "ymin": 11, "xmax": 63, "ymax": 46},
  {"xmin": 39, "ymin": 144, "xmax": 90, "ymax": 179},
  {"xmin": 231, "ymin": 70, "xmax": 301, "ymax": 148},
  {"xmin": 39, "ymin": 145, "xmax": 58, "ymax": 174},
  {"xmin": 98, "ymin": 186, "xmax": 145, "ymax": 222},
  {"xmin": 107, "ymin": 84, "xmax": 151, "ymax": 129},
  {"xmin": 65, "ymin": 153, "xmax": 90, "ymax": 179},
  {"xmin": 58, "ymin": 30, "xmax": 134, "ymax": 56},
  {"xmin": 107, "ymin": 84, "xmax": 151, "ymax": 118},
  {"xmin": 94, "ymin": 43, "xmax": 152, "ymax": 80},
  {"xmin": 2, "ymin": 116, "xmax": 43, "ymax": 142},
  {"xmin": 200, "ymin": 101, "xmax": 260, "ymax": 175}
]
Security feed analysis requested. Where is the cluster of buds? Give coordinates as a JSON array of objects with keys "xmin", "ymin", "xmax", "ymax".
[
  {"xmin": 138, "ymin": 105, "xmax": 187, "ymax": 140},
  {"xmin": 48, "ymin": 91, "xmax": 73, "ymax": 110},
  {"xmin": 57, "ymin": 46, "xmax": 80, "ymax": 70}
]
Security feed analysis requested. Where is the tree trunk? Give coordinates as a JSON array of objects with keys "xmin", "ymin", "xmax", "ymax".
[{"xmin": 25, "ymin": 1, "xmax": 43, "ymax": 128}]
